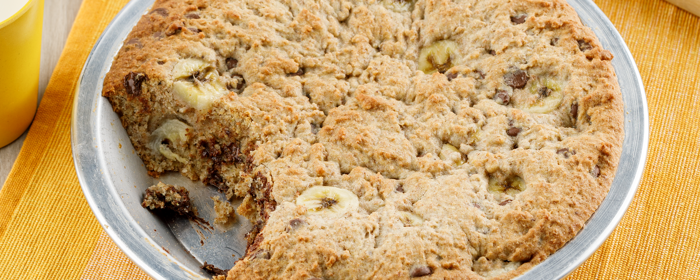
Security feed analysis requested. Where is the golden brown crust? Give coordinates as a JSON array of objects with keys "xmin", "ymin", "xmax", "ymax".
[{"xmin": 103, "ymin": 0, "xmax": 624, "ymax": 279}]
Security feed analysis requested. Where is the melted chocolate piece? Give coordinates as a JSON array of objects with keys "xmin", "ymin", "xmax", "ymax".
[
  {"xmin": 494, "ymin": 90, "xmax": 511, "ymax": 105},
  {"xmin": 578, "ymin": 40, "xmax": 592, "ymax": 51},
  {"xmin": 410, "ymin": 266, "xmax": 433, "ymax": 277},
  {"xmin": 499, "ymin": 199, "xmax": 513, "ymax": 206},
  {"xmin": 290, "ymin": 68, "xmax": 305, "ymax": 76},
  {"xmin": 504, "ymin": 70, "xmax": 529, "ymax": 89},
  {"xmin": 511, "ymin": 14, "xmax": 527, "ymax": 24},
  {"xmin": 396, "ymin": 183, "xmax": 405, "ymax": 193},
  {"xmin": 228, "ymin": 75, "xmax": 245, "ymax": 92},
  {"xmin": 289, "ymin": 218, "xmax": 307, "ymax": 229},
  {"xmin": 226, "ymin": 58, "xmax": 238, "ymax": 69},
  {"xmin": 550, "ymin": 37, "xmax": 559, "ymax": 46},
  {"xmin": 571, "ymin": 102, "xmax": 579, "ymax": 121},
  {"xmin": 557, "ymin": 148, "xmax": 576, "ymax": 158},
  {"xmin": 446, "ymin": 72, "xmax": 458, "ymax": 81},
  {"xmin": 507, "ymin": 126, "xmax": 521, "ymax": 137},
  {"xmin": 150, "ymin": 7, "xmax": 168, "ymax": 17},
  {"xmin": 592, "ymin": 165, "xmax": 600, "ymax": 177},
  {"xmin": 125, "ymin": 38, "xmax": 142, "ymax": 48},
  {"xmin": 123, "ymin": 72, "xmax": 147, "ymax": 96}
]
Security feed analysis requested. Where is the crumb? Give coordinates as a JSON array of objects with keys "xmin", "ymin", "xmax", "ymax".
[{"xmin": 212, "ymin": 196, "xmax": 236, "ymax": 225}]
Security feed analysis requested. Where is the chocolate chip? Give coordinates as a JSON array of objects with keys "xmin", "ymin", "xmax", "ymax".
[
  {"xmin": 410, "ymin": 266, "xmax": 432, "ymax": 277},
  {"xmin": 396, "ymin": 183, "xmax": 405, "ymax": 193},
  {"xmin": 227, "ymin": 74, "xmax": 245, "ymax": 91},
  {"xmin": 550, "ymin": 38, "xmax": 559, "ymax": 46},
  {"xmin": 228, "ymin": 75, "xmax": 245, "ymax": 91},
  {"xmin": 199, "ymin": 140, "xmax": 242, "ymax": 164},
  {"xmin": 125, "ymin": 38, "xmax": 142, "ymax": 48},
  {"xmin": 252, "ymin": 250, "xmax": 270, "ymax": 260},
  {"xmin": 494, "ymin": 90, "xmax": 510, "ymax": 105},
  {"xmin": 571, "ymin": 102, "xmax": 579, "ymax": 121},
  {"xmin": 591, "ymin": 165, "xmax": 600, "ymax": 177},
  {"xmin": 504, "ymin": 70, "xmax": 529, "ymax": 89},
  {"xmin": 289, "ymin": 218, "xmax": 307, "ymax": 228},
  {"xmin": 290, "ymin": 68, "xmax": 305, "ymax": 76},
  {"xmin": 124, "ymin": 72, "xmax": 147, "ymax": 96},
  {"xmin": 475, "ymin": 70, "xmax": 486, "ymax": 79},
  {"xmin": 499, "ymin": 199, "xmax": 512, "ymax": 206},
  {"xmin": 310, "ymin": 123, "xmax": 320, "ymax": 134},
  {"xmin": 446, "ymin": 72, "xmax": 458, "ymax": 81},
  {"xmin": 557, "ymin": 148, "xmax": 576, "ymax": 158},
  {"xmin": 507, "ymin": 126, "xmax": 521, "ymax": 137},
  {"xmin": 511, "ymin": 14, "xmax": 527, "ymax": 24},
  {"xmin": 185, "ymin": 13, "xmax": 201, "ymax": 19},
  {"xmin": 150, "ymin": 7, "xmax": 168, "ymax": 17},
  {"xmin": 165, "ymin": 24, "xmax": 183, "ymax": 36},
  {"xmin": 578, "ymin": 40, "xmax": 592, "ymax": 52},
  {"xmin": 226, "ymin": 58, "xmax": 238, "ymax": 69},
  {"xmin": 488, "ymin": 49, "xmax": 496, "ymax": 55},
  {"xmin": 187, "ymin": 27, "xmax": 201, "ymax": 33},
  {"xmin": 538, "ymin": 87, "xmax": 552, "ymax": 98}
]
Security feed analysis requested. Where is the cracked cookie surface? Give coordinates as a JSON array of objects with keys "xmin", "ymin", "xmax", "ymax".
[{"xmin": 103, "ymin": 0, "xmax": 624, "ymax": 279}]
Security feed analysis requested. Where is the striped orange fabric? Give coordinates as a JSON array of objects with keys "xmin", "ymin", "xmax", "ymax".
[
  {"xmin": 80, "ymin": 232, "xmax": 150, "ymax": 280},
  {"xmin": 569, "ymin": 0, "xmax": 700, "ymax": 278},
  {"xmin": 0, "ymin": 0, "xmax": 130, "ymax": 279},
  {"xmin": 0, "ymin": 0, "xmax": 697, "ymax": 279}
]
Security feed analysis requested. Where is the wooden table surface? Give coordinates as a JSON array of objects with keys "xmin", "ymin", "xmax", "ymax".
[{"xmin": 0, "ymin": 0, "xmax": 84, "ymax": 188}]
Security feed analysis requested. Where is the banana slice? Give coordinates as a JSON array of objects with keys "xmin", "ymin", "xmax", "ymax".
[
  {"xmin": 521, "ymin": 78, "xmax": 564, "ymax": 114},
  {"xmin": 524, "ymin": 92, "xmax": 563, "ymax": 114},
  {"xmin": 172, "ymin": 58, "xmax": 209, "ymax": 79},
  {"xmin": 150, "ymin": 119, "xmax": 190, "ymax": 163},
  {"xmin": 488, "ymin": 175, "xmax": 526, "ymax": 196},
  {"xmin": 172, "ymin": 76, "xmax": 227, "ymax": 110},
  {"xmin": 439, "ymin": 144, "xmax": 463, "ymax": 166},
  {"xmin": 296, "ymin": 186, "xmax": 359, "ymax": 216},
  {"xmin": 171, "ymin": 58, "xmax": 228, "ymax": 110},
  {"xmin": 418, "ymin": 40, "xmax": 459, "ymax": 74},
  {"xmin": 398, "ymin": 211, "xmax": 424, "ymax": 227}
]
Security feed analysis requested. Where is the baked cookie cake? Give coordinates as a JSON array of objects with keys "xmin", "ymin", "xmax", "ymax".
[{"xmin": 102, "ymin": 0, "xmax": 624, "ymax": 278}]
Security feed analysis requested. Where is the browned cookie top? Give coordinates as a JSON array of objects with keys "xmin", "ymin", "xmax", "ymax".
[{"xmin": 103, "ymin": 0, "xmax": 623, "ymax": 279}]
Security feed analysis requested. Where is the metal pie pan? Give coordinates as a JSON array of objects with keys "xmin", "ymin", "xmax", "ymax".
[{"xmin": 71, "ymin": 0, "xmax": 649, "ymax": 279}]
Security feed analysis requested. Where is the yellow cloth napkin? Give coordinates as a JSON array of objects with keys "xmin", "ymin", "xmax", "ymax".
[{"xmin": 0, "ymin": 0, "xmax": 698, "ymax": 278}]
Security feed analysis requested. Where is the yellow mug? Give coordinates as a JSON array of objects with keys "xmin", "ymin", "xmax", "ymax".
[{"xmin": 0, "ymin": 0, "xmax": 44, "ymax": 148}]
